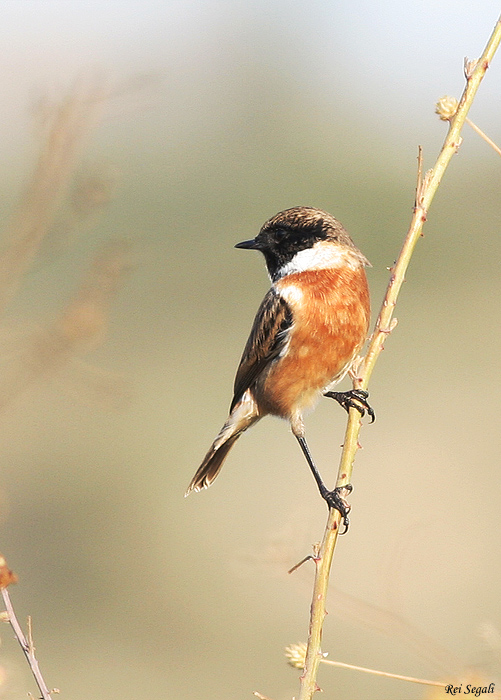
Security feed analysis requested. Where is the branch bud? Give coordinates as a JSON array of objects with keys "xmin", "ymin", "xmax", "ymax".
[
  {"xmin": 285, "ymin": 642, "xmax": 307, "ymax": 669},
  {"xmin": 435, "ymin": 95, "xmax": 459, "ymax": 121}
]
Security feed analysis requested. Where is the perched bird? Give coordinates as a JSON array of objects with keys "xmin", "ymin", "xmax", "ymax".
[{"xmin": 186, "ymin": 206, "xmax": 373, "ymax": 529}]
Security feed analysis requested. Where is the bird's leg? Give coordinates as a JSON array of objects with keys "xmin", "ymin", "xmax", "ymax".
[
  {"xmin": 295, "ymin": 434, "xmax": 352, "ymax": 534},
  {"xmin": 324, "ymin": 389, "xmax": 375, "ymax": 423}
]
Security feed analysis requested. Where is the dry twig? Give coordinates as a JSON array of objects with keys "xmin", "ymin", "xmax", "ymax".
[{"xmin": 0, "ymin": 555, "xmax": 56, "ymax": 700}]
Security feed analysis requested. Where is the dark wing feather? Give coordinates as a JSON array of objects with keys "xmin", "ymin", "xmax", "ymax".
[{"xmin": 231, "ymin": 289, "xmax": 293, "ymax": 411}]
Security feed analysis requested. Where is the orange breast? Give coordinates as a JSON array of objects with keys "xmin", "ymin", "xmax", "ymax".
[{"xmin": 260, "ymin": 267, "xmax": 370, "ymax": 418}]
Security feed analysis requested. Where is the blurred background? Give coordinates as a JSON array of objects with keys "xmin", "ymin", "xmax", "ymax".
[{"xmin": 0, "ymin": 1, "xmax": 500, "ymax": 699}]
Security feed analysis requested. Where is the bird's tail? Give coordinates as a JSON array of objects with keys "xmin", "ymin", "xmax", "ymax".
[{"xmin": 185, "ymin": 394, "xmax": 259, "ymax": 496}]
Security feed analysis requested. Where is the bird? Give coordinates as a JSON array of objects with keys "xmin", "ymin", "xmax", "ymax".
[{"xmin": 185, "ymin": 206, "xmax": 373, "ymax": 530}]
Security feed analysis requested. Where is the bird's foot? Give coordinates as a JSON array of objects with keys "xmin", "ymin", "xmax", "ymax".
[
  {"xmin": 319, "ymin": 484, "xmax": 353, "ymax": 534},
  {"xmin": 324, "ymin": 389, "xmax": 375, "ymax": 423}
]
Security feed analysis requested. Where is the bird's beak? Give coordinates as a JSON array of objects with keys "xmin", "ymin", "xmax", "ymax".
[{"xmin": 235, "ymin": 238, "xmax": 260, "ymax": 250}]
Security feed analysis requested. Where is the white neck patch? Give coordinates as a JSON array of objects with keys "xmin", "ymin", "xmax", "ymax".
[{"xmin": 274, "ymin": 240, "xmax": 360, "ymax": 280}]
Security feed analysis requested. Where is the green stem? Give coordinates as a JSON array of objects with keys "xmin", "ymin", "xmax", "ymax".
[{"xmin": 298, "ymin": 14, "xmax": 501, "ymax": 700}]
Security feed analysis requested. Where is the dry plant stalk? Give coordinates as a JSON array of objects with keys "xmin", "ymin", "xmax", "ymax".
[
  {"xmin": 286, "ymin": 641, "xmax": 447, "ymax": 688},
  {"xmin": 297, "ymin": 14, "xmax": 501, "ymax": 700},
  {"xmin": 0, "ymin": 78, "xmax": 131, "ymax": 413},
  {"xmin": 0, "ymin": 240, "xmax": 131, "ymax": 413},
  {"xmin": 0, "ymin": 76, "xmax": 107, "ymax": 314},
  {"xmin": 0, "ymin": 555, "xmax": 56, "ymax": 700},
  {"xmin": 0, "ymin": 78, "xmax": 129, "ymax": 698}
]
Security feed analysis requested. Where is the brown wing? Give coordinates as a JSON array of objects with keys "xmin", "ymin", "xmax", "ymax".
[{"xmin": 231, "ymin": 289, "xmax": 293, "ymax": 411}]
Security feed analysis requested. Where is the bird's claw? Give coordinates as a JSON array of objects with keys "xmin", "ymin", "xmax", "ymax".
[
  {"xmin": 320, "ymin": 484, "xmax": 352, "ymax": 534},
  {"xmin": 324, "ymin": 389, "xmax": 375, "ymax": 423}
]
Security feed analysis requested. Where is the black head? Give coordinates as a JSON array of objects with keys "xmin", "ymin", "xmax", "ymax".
[{"xmin": 235, "ymin": 206, "xmax": 368, "ymax": 281}]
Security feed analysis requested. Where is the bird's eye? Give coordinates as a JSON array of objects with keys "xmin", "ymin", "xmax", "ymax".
[{"xmin": 274, "ymin": 228, "xmax": 288, "ymax": 242}]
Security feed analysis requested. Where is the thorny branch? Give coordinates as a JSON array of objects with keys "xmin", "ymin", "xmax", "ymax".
[
  {"xmin": 297, "ymin": 14, "xmax": 501, "ymax": 700},
  {"xmin": 0, "ymin": 555, "xmax": 56, "ymax": 700}
]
